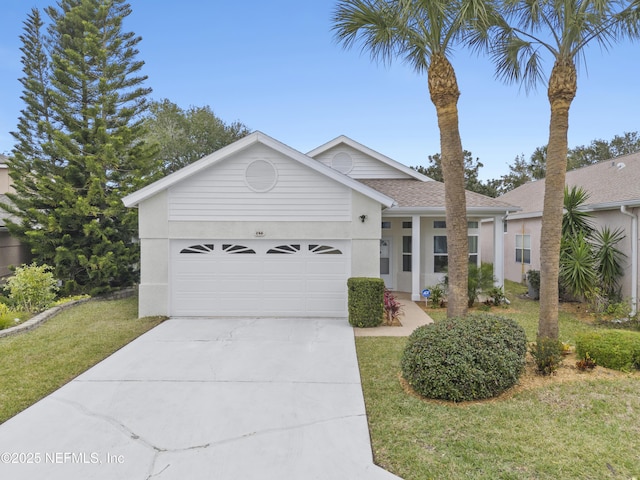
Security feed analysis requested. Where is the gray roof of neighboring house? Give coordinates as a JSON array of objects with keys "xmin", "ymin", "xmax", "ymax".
[
  {"xmin": 360, "ymin": 179, "xmax": 518, "ymax": 213},
  {"xmin": 0, "ymin": 194, "xmax": 18, "ymax": 228},
  {"xmin": 499, "ymin": 151, "xmax": 640, "ymax": 216}
]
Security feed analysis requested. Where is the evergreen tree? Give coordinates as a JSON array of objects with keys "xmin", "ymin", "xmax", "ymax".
[{"xmin": 3, "ymin": 0, "xmax": 155, "ymax": 295}]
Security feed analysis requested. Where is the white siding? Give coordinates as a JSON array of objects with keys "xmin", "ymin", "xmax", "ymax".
[
  {"xmin": 168, "ymin": 143, "xmax": 351, "ymax": 221},
  {"xmin": 312, "ymin": 145, "xmax": 413, "ymax": 179}
]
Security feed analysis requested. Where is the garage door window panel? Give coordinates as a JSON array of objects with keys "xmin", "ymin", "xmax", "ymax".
[
  {"xmin": 309, "ymin": 244, "xmax": 343, "ymax": 255},
  {"xmin": 223, "ymin": 244, "xmax": 256, "ymax": 254},
  {"xmin": 267, "ymin": 244, "xmax": 301, "ymax": 254},
  {"xmin": 180, "ymin": 244, "xmax": 215, "ymax": 254}
]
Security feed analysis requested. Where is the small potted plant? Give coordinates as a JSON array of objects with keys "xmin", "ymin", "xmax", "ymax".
[{"xmin": 526, "ymin": 270, "xmax": 540, "ymax": 300}]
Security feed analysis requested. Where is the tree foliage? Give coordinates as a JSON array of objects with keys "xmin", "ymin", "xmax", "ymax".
[
  {"xmin": 3, "ymin": 0, "xmax": 155, "ymax": 295},
  {"xmin": 498, "ymin": 131, "xmax": 640, "ymax": 194},
  {"xmin": 143, "ymin": 99, "xmax": 251, "ymax": 175},
  {"xmin": 413, "ymin": 150, "xmax": 500, "ymax": 197}
]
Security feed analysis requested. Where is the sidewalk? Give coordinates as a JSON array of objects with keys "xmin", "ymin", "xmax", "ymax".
[{"xmin": 354, "ymin": 293, "xmax": 433, "ymax": 337}]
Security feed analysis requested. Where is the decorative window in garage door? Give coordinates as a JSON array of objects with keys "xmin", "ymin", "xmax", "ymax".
[
  {"xmin": 309, "ymin": 244, "xmax": 343, "ymax": 255},
  {"xmin": 222, "ymin": 244, "xmax": 256, "ymax": 254},
  {"xmin": 267, "ymin": 244, "xmax": 301, "ymax": 254},
  {"xmin": 180, "ymin": 244, "xmax": 215, "ymax": 254}
]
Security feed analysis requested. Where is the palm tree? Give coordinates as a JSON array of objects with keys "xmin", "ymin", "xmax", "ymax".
[
  {"xmin": 332, "ymin": 0, "xmax": 494, "ymax": 317},
  {"xmin": 484, "ymin": 0, "xmax": 640, "ymax": 339}
]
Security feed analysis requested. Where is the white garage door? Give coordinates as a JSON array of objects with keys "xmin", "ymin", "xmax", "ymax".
[{"xmin": 170, "ymin": 240, "xmax": 351, "ymax": 317}]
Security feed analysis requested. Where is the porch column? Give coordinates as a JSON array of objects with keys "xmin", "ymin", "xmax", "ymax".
[
  {"xmin": 493, "ymin": 215, "xmax": 505, "ymax": 287},
  {"xmin": 411, "ymin": 215, "xmax": 421, "ymax": 301}
]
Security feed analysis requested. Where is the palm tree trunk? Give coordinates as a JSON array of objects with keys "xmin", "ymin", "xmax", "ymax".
[
  {"xmin": 429, "ymin": 53, "xmax": 468, "ymax": 318},
  {"xmin": 539, "ymin": 59, "xmax": 577, "ymax": 339}
]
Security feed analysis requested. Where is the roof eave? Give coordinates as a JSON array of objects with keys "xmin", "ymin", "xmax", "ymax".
[{"xmin": 383, "ymin": 206, "xmax": 518, "ymax": 217}]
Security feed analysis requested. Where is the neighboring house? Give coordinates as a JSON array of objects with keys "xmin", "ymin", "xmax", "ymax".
[
  {"xmin": 123, "ymin": 132, "xmax": 517, "ymax": 318},
  {"xmin": 0, "ymin": 160, "xmax": 31, "ymax": 277},
  {"xmin": 481, "ymin": 151, "xmax": 640, "ymax": 314}
]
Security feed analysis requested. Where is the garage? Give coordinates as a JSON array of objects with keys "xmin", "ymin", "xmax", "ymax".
[{"xmin": 170, "ymin": 239, "xmax": 351, "ymax": 317}]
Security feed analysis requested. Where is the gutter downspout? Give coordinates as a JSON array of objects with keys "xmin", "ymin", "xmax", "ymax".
[{"xmin": 621, "ymin": 205, "xmax": 638, "ymax": 316}]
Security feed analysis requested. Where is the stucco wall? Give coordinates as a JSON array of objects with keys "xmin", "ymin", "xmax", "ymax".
[{"xmin": 136, "ymin": 189, "xmax": 382, "ymax": 317}]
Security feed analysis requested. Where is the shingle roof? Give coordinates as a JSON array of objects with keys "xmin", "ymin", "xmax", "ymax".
[
  {"xmin": 359, "ymin": 179, "xmax": 517, "ymax": 211},
  {"xmin": 499, "ymin": 151, "xmax": 640, "ymax": 215},
  {"xmin": 0, "ymin": 194, "xmax": 18, "ymax": 227}
]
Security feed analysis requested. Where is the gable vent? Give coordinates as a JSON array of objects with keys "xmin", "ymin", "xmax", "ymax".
[
  {"xmin": 245, "ymin": 159, "xmax": 278, "ymax": 192},
  {"xmin": 331, "ymin": 152, "xmax": 353, "ymax": 174}
]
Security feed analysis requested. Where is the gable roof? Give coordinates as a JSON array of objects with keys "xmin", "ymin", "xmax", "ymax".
[
  {"xmin": 500, "ymin": 151, "xmax": 640, "ymax": 217},
  {"xmin": 361, "ymin": 179, "xmax": 518, "ymax": 215},
  {"xmin": 123, "ymin": 131, "xmax": 395, "ymax": 208},
  {"xmin": 307, "ymin": 135, "xmax": 432, "ymax": 182}
]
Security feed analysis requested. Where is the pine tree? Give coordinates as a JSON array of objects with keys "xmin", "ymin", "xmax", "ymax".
[
  {"xmin": 4, "ymin": 9, "xmax": 55, "ymax": 236},
  {"xmin": 3, "ymin": 0, "xmax": 156, "ymax": 295}
]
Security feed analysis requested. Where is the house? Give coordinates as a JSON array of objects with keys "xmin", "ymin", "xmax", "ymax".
[
  {"xmin": 481, "ymin": 151, "xmax": 640, "ymax": 314},
  {"xmin": 123, "ymin": 132, "xmax": 517, "ymax": 318},
  {"xmin": 0, "ymin": 159, "xmax": 31, "ymax": 277}
]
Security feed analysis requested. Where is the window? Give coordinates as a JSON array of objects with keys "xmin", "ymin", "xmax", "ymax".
[
  {"xmin": 382, "ymin": 221, "xmax": 391, "ymax": 229},
  {"xmin": 468, "ymin": 236, "xmax": 478, "ymax": 266},
  {"xmin": 433, "ymin": 236, "xmax": 479, "ymax": 273},
  {"xmin": 267, "ymin": 244, "xmax": 300, "ymax": 254},
  {"xmin": 402, "ymin": 236, "xmax": 412, "ymax": 272},
  {"xmin": 433, "ymin": 236, "xmax": 448, "ymax": 273},
  {"xmin": 402, "ymin": 221, "xmax": 412, "ymax": 229},
  {"xmin": 309, "ymin": 244, "xmax": 342, "ymax": 255},
  {"xmin": 222, "ymin": 244, "xmax": 256, "ymax": 254},
  {"xmin": 180, "ymin": 244, "xmax": 215, "ymax": 254},
  {"xmin": 515, "ymin": 234, "xmax": 531, "ymax": 264},
  {"xmin": 433, "ymin": 220, "xmax": 478, "ymax": 229}
]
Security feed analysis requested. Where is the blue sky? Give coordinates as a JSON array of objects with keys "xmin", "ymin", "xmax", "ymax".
[{"xmin": 1, "ymin": 1, "xmax": 639, "ymax": 181}]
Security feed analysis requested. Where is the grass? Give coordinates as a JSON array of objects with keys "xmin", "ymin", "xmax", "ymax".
[
  {"xmin": 0, "ymin": 296, "xmax": 163, "ymax": 424},
  {"xmin": 428, "ymin": 280, "xmax": 597, "ymax": 343},
  {"xmin": 358, "ymin": 281, "xmax": 640, "ymax": 479}
]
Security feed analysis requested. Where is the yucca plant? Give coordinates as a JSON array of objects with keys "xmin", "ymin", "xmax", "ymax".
[
  {"xmin": 560, "ymin": 233, "xmax": 597, "ymax": 300},
  {"xmin": 593, "ymin": 226, "xmax": 626, "ymax": 298},
  {"xmin": 562, "ymin": 186, "xmax": 594, "ymax": 239}
]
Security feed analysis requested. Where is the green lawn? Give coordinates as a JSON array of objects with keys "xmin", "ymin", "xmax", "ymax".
[
  {"xmin": 428, "ymin": 280, "xmax": 596, "ymax": 343},
  {"xmin": 0, "ymin": 296, "xmax": 163, "ymax": 424},
  {"xmin": 358, "ymin": 281, "xmax": 640, "ymax": 479}
]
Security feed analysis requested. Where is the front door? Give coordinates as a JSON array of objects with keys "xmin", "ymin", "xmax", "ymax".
[{"xmin": 380, "ymin": 238, "xmax": 392, "ymax": 288}]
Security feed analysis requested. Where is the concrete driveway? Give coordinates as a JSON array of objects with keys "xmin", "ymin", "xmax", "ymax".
[{"xmin": 0, "ymin": 318, "xmax": 401, "ymax": 479}]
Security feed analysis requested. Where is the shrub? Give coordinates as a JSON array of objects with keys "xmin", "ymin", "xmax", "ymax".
[
  {"xmin": 575, "ymin": 330, "xmax": 640, "ymax": 371},
  {"xmin": 486, "ymin": 286, "xmax": 506, "ymax": 306},
  {"xmin": 401, "ymin": 314, "xmax": 527, "ymax": 402},
  {"xmin": 526, "ymin": 270, "xmax": 540, "ymax": 299},
  {"xmin": 426, "ymin": 284, "xmax": 445, "ymax": 308},
  {"xmin": 5, "ymin": 263, "xmax": 58, "ymax": 313},
  {"xmin": 347, "ymin": 277, "xmax": 384, "ymax": 328},
  {"xmin": 383, "ymin": 289, "xmax": 403, "ymax": 325},
  {"xmin": 576, "ymin": 353, "xmax": 597, "ymax": 371},
  {"xmin": 530, "ymin": 337, "xmax": 563, "ymax": 375}
]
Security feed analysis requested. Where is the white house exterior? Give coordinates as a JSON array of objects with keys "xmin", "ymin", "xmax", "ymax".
[
  {"xmin": 124, "ymin": 132, "xmax": 516, "ymax": 318},
  {"xmin": 482, "ymin": 151, "xmax": 640, "ymax": 314}
]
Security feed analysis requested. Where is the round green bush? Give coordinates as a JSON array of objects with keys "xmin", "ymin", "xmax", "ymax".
[{"xmin": 401, "ymin": 313, "xmax": 527, "ymax": 402}]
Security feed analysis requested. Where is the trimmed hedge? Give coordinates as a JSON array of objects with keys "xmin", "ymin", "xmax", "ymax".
[
  {"xmin": 347, "ymin": 277, "xmax": 384, "ymax": 328},
  {"xmin": 401, "ymin": 314, "xmax": 527, "ymax": 402},
  {"xmin": 575, "ymin": 330, "xmax": 640, "ymax": 371}
]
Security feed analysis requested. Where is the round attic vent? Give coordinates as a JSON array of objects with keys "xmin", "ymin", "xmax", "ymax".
[
  {"xmin": 245, "ymin": 159, "xmax": 277, "ymax": 192},
  {"xmin": 331, "ymin": 152, "xmax": 353, "ymax": 174}
]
